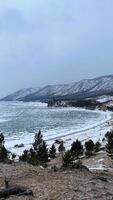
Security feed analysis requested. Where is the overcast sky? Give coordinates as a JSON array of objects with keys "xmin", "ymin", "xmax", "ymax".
[{"xmin": 0, "ymin": 0, "xmax": 113, "ymax": 97}]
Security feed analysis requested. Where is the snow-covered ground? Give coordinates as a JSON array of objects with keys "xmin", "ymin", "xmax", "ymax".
[
  {"xmin": 96, "ymin": 95, "xmax": 113, "ymax": 103},
  {"xmin": 58, "ymin": 110, "xmax": 113, "ymax": 149}
]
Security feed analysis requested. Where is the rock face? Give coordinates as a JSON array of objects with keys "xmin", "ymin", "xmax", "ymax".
[{"xmin": 1, "ymin": 75, "xmax": 113, "ymax": 102}]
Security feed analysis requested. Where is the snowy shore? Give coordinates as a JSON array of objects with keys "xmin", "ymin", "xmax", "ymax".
[
  {"xmin": 5, "ymin": 108, "xmax": 113, "ymax": 156},
  {"xmin": 64, "ymin": 111, "xmax": 113, "ymax": 148}
]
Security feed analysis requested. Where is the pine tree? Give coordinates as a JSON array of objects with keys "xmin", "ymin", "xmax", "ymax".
[
  {"xmin": 33, "ymin": 130, "xmax": 43, "ymax": 150},
  {"xmin": 63, "ymin": 150, "xmax": 73, "ymax": 167},
  {"xmin": 49, "ymin": 144, "xmax": 56, "ymax": 159},
  {"xmin": 0, "ymin": 133, "xmax": 8, "ymax": 162},
  {"xmin": 106, "ymin": 130, "xmax": 113, "ymax": 158},
  {"xmin": 29, "ymin": 148, "xmax": 39, "ymax": 165},
  {"xmin": 85, "ymin": 139, "xmax": 94, "ymax": 157},
  {"xmin": 0, "ymin": 133, "xmax": 4, "ymax": 146},
  {"xmin": 71, "ymin": 139, "xmax": 83, "ymax": 159},
  {"xmin": 94, "ymin": 141, "xmax": 101, "ymax": 152},
  {"xmin": 105, "ymin": 131, "xmax": 110, "ymax": 139},
  {"xmin": 20, "ymin": 130, "xmax": 48, "ymax": 166},
  {"xmin": 58, "ymin": 142, "xmax": 65, "ymax": 153},
  {"xmin": 19, "ymin": 150, "xmax": 29, "ymax": 162},
  {"xmin": 37, "ymin": 141, "xmax": 48, "ymax": 166}
]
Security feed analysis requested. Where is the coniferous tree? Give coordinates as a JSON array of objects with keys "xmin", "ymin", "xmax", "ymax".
[
  {"xmin": 29, "ymin": 148, "xmax": 39, "ymax": 165},
  {"xmin": 105, "ymin": 131, "xmax": 110, "ymax": 139},
  {"xmin": 37, "ymin": 141, "xmax": 48, "ymax": 166},
  {"xmin": 19, "ymin": 150, "xmax": 29, "ymax": 162},
  {"xmin": 63, "ymin": 150, "xmax": 73, "ymax": 167},
  {"xmin": 0, "ymin": 133, "xmax": 4, "ymax": 146},
  {"xmin": 58, "ymin": 142, "xmax": 65, "ymax": 153},
  {"xmin": 33, "ymin": 130, "xmax": 43, "ymax": 150},
  {"xmin": 106, "ymin": 130, "xmax": 113, "ymax": 158},
  {"xmin": 85, "ymin": 139, "xmax": 95, "ymax": 157},
  {"xmin": 71, "ymin": 139, "xmax": 83, "ymax": 159},
  {"xmin": 94, "ymin": 141, "xmax": 101, "ymax": 152},
  {"xmin": 0, "ymin": 133, "xmax": 8, "ymax": 162},
  {"xmin": 49, "ymin": 144, "xmax": 56, "ymax": 159},
  {"xmin": 20, "ymin": 130, "xmax": 48, "ymax": 166}
]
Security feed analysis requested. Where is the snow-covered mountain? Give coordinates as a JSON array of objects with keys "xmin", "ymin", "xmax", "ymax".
[
  {"xmin": 1, "ymin": 88, "xmax": 40, "ymax": 101},
  {"xmin": 1, "ymin": 75, "xmax": 113, "ymax": 102}
]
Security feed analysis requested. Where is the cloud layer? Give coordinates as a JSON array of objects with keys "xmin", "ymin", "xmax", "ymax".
[{"xmin": 0, "ymin": 0, "xmax": 113, "ymax": 97}]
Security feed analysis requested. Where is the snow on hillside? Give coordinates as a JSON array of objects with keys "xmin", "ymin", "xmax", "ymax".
[
  {"xmin": 67, "ymin": 76, "xmax": 113, "ymax": 95},
  {"xmin": 1, "ymin": 75, "xmax": 113, "ymax": 101},
  {"xmin": 96, "ymin": 95, "xmax": 113, "ymax": 103},
  {"xmin": 32, "ymin": 84, "xmax": 73, "ymax": 97},
  {"xmin": 2, "ymin": 88, "xmax": 40, "ymax": 101},
  {"xmin": 65, "ymin": 79, "xmax": 98, "ymax": 95},
  {"xmin": 90, "ymin": 76, "xmax": 113, "ymax": 92},
  {"xmin": 96, "ymin": 95, "xmax": 113, "ymax": 107},
  {"xmin": 32, "ymin": 75, "xmax": 113, "ymax": 98},
  {"xmin": 24, "ymin": 75, "xmax": 113, "ymax": 100}
]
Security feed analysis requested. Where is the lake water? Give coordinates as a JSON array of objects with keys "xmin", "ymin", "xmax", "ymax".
[{"xmin": 0, "ymin": 101, "xmax": 109, "ymax": 154}]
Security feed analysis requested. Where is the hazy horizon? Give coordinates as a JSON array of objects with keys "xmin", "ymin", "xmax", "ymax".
[{"xmin": 0, "ymin": 0, "xmax": 113, "ymax": 97}]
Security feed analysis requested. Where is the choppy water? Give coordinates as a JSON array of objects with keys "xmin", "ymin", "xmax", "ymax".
[{"xmin": 0, "ymin": 101, "xmax": 109, "ymax": 153}]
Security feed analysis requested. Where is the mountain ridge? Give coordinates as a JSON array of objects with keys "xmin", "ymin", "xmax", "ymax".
[
  {"xmin": 1, "ymin": 87, "xmax": 40, "ymax": 101},
  {"xmin": 1, "ymin": 75, "xmax": 113, "ymax": 102}
]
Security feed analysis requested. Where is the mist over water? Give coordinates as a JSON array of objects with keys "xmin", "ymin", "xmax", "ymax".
[{"xmin": 0, "ymin": 101, "xmax": 108, "ymax": 153}]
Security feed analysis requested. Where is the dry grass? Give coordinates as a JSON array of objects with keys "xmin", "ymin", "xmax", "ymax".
[{"xmin": 0, "ymin": 152, "xmax": 113, "ymax": 200}]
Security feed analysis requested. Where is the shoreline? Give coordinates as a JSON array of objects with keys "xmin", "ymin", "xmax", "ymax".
[
  {"xmin": 63, "ymin": 110, "xmax": 113, "ymax": 149},
  {"xmin": 46, "ymin": 110, "xmax": 112, "ymax": 142},
  {"xmin": 6, "ymin": 107, "xmax": 113, "ymax": 156}
]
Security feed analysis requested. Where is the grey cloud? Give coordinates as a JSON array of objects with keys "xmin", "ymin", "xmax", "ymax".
[{"xmin": 0, "ymin": 0, "xmax": 113, "ymax": 97}]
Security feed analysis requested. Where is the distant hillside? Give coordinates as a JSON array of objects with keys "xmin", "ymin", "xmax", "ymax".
[
  {"xmin": 1, "ymin": 88, "xmax": 40, "ymax": 101},
  {"xmin": 1, "ymin": 75, "xmax": 113, "ymax": 102}
]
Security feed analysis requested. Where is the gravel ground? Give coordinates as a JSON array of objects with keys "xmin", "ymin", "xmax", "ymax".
[{"xmin": 0, "ymin": 152, "xmax": 113, "ymax": 200}]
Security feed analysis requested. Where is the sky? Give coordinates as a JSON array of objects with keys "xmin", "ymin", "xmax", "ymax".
[{"xmin": 0, "ymin": 0, "xmax": 113, "ymax": 97}]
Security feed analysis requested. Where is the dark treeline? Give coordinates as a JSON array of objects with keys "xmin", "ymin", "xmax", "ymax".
[{"xmin": 48, "ymin": 98, "xmax": 113, "ymax": 112}]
